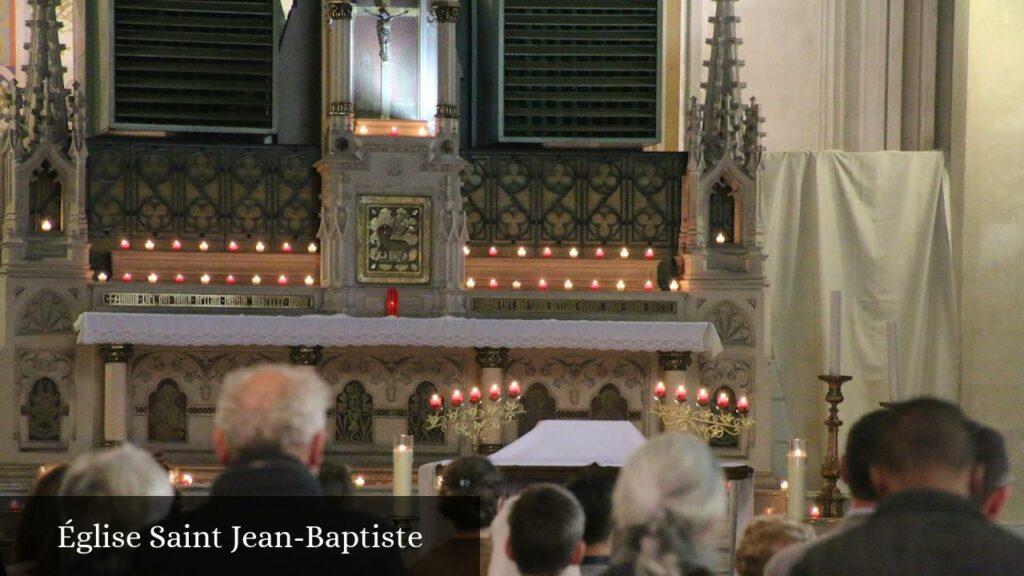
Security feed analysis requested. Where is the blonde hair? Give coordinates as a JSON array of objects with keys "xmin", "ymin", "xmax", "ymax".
[{"xmin": 735, "ymin": 515, "xmax": 815, "ymax": 576}]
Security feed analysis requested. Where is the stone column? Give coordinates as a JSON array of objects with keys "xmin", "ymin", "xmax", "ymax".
[
  {"xmin": 327, "ymin": 1, "xmax": 355, "ymax": 148},
  {"xmin": 99, "ymin": 344, "xmax": 134, "ymax": 446},
  {"xmin": 432, "ymin": 2, "xmax": 460, "ymax": 138},
  {"xmin": 658, "ymin": 351, "xmax": 693, "ymax": 433},
  {"xmin": 290, "ymin": 345, "xmax": 324, "ymax": 367},
  {"xmin": 475, "ymin": 347, "xmax": 508, "ymax": 453}
]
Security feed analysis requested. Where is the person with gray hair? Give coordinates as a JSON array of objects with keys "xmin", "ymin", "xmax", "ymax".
[
  {"xmin": 211, "ymin": 364, "xmax": 330, "ymax": 496},
  {"xmin": 606, "ymin": 434, "xmax": 726, "ymax": 576}
]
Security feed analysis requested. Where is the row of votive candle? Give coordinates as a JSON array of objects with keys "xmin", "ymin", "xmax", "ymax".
[
  {"xmin": 465, "ymin": 278, "xmax": 680, "ymax": 292},
  {"xmin": 652, "ymin": 381, "xmax": 750, "ymax": 412},
  {"xmin": 429, "ymin": 382, "xmax": 522, "ymax": 410},
  {"xmin": 118, "ymin": 238, "xmax": 318, "ymax": 254},
  {"xmin": 97, "ymin": 272, "xmax": 316, "ymax": 286},
  {"xmin": 468, "ymin": 245, "xmax": 656, "ymax": 259}
]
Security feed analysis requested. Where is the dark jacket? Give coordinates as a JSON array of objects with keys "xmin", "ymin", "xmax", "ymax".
[
  {"xmin": 209, "ymin": 449, "xmax": 322, "ymax": 496},
  {"xmin": 792, "ymin": 489, "xmax": 1024, "ymax": 576}
]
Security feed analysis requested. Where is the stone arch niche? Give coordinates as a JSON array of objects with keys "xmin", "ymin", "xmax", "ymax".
[
  {"xmin": 29, "ymin": 160, "xmax": 64, "ymax": 232},
  {"xmin": 518, "ymin": 383, "xmax": 556, "ymax": 437},
  {"xmin": 590, "ymin": 384, "xmax": 628, "ymax": 421},
  {"xmin": 708, "ymin": 176, "xmax": 741, "ymax": 246},
  {"xmin": 148, "ymin": 379, "xmax": 187, "ymax": 442},
  {"xmin": 336, "ymin": 380, "xmax": 373, "ymax": 443},
  {"xmin": 24, "ymin": 377, "xmax": 67, "ymax": 441},
  {"xmin": 408, "ymin": 381, "xmax": 445, "ymax": 445}
]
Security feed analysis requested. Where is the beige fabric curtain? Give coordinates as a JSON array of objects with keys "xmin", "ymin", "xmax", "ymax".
[{"xmin": 760, "ymin": 151, "xmax": 957, "ymax": 477}]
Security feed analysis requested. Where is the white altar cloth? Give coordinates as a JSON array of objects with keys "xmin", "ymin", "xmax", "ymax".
[
  {"xmin": 488, "ymin": 420, "xmax": 646, "ymax": 467},
  {"xmin": 74, "ymin": 312, "xmax": 723, "ymax": 354}
]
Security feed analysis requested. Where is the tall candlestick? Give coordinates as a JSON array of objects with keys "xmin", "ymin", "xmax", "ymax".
[
  {"xmin": 886, "ymin": 320, "xmax": 900, "ymax": 402},
  {"xmin": 829, "ymin": 291, "xmax": 842, "ymax": 376},
  {"xmin": 392, "ymin": 435, "xmax": 414, "ymax": 497},
  {"xmin": 787, "ymin": 438, "xmax": 807, "ymax": 520}
]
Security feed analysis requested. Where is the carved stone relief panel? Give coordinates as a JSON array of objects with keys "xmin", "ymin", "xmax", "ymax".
[
  {"xmin": 408, "ymin": 382, "xmax": 445, "ymax": 445},
  {"xmin": 706, "ymin": 300, "xmax": 755, "ymax": 347},
  {"xmin": 518, "ymin": 383, "xmax": 557, "ymax": 437},
  {"xmin": 336, "ymin": 380, "xmax": 374, "ymax": 443},
  {"xmin": 16, "ymin": 348, "xmax": 75, "ymax": 450},
  {"xmin": 590, "ymin": 384, "xmax": 629, "ymax": 421},
  {"xmin": 319, "ymin": 352, "xmax": 466, "ymax": 405},
  {"xmin": 506, "ymin": 354, "xmax": 646, "ymax": 406},
  {"xmin": 148, "ymin": 379, "xmax": 188, "ymax": 442},
  {"xmin": 17, "ymin": 289, "xmax": 74, "ymax": 335}
]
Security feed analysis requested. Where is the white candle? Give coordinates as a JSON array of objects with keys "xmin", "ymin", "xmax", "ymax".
[
  {"xmin": 887, "ymin": 320, "xmax": 900, "ymax": 402},
  {"xmin": 786, "ymin": 439, "xmax": 806, "ymax": 520},
  {"xmin": 392, "ymin": 435, "xmax": 414, "ymax": 497},
  {"xmin": 829, "ymin": 291, "xmax": 842, "ymax": 375}
]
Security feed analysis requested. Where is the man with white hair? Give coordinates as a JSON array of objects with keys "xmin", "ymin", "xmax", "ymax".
[{"xmin": 210, "ymin": 364, "xmax": 329, "ymax": 496}]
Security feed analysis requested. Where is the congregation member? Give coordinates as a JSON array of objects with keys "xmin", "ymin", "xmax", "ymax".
[
  {"xmin": 792, "ymin": 398, "xmax": 1024, "ymax": 576},
  {"xmin": 735, "ymin": 516, "xmax": 814, "ymax": 576},
  {"xmin": 412, "ymin": 456, "xmax": 503, "ymax": 576},
  {"xmin": 765, "ymin": 409, "xmax": 888, "ymax": 576},
  {"xmin": 506, "ymin": 484, "xmax": 586, "ymax": 576},
  {"xmin": 565, "ymin": 468, "xmax": 616, "ymax": 576},
  {"xmin": 6, "ymin": 465, "xmax": 67, "ymax": 576},
  {"xmin": 972, "ymin": 423, "xmax": 1012, "ymax": 521},
  {"xmin": 605, "ymin": 434, "xmax": 725, "ymax": 576},
  {"xmin": 318, "ymin": 461, "xmax": 357, "ymax": 498}
]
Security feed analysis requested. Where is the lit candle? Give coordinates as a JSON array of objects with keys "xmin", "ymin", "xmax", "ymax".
[
  {"xmin": 563, "ymin": 279, "xmax": 573, "ymax": 290},
  {"xmin": 120, "ymin": 238, "xmax": 131, "ymax": 250},
  {"xmin": 307, "ymin": 242, "xmax": 318, "ymax": 254},
  {"xmin": 644, "ymin": 280, "xmax": 654, "ymax": 292},
  {"xmin": 463, "ymin": 245, "xmax": 471, "ymax": 256},
  {"xmin": 121, "ymin": 272, "xmax": 132, "ymax": 283},
  {"xmin": 354, "ymin": 475, "xmax": 366, "ymax": 488},
  {"xmin": 644, "ymin": 247, "xmax": 655, "ymax": 259},
  {"xmin": 451, "ymin": 389, "xmax": 464, "ymax": 407},
  {"xmin": 392, "ymin": 435, "xmax": 414, "ymax": 497},
  {"xmin": 489, "ymin": 278, "xmax": 498, "ymax": 289},
  {"xmin": 653, "ymin": 381, "xmax": 666, "ymax": 399},
  {"xmin": 255, "ymin": 241, "xmax": 266, "ymax": 253},
  {"xmin": 508, "ymin": 381, "xmax": 521, "ymax": 399},
  {"xmin": 675, "ymin": 385, "xmax": 687, "ymax": 403},
  {"xmin": 716, "ymin": 391, "xmax": 730, "ymax": 409},
  {"xmin": 517, "ymin": 246, "xmax": 527, "ymax": 258},
  {"xmin": 887, "ymin": 320, "xmax": 900, "ymax": 402},
  {"xmin": 538, "ymin": 278, "xmax": 548, "ymax": 290},
  {"xmin": 40, "ymin": 219, "xmax": 53, "ymax": 231},
  {"xmin": 277, "ymin": 275, "xmax": 288, "ymax": 286},
  {"xmin": 147, "ymin": 273, "xmax": 158, "ymax": 284},
  {"xmin": 304, "ymin": 275, "xmax": 315, "ymax": 286},
  {"xmin": 390, "ymin": 125, "xmax": 399, "ymax": 136},
  {"xmin": 716, "ymin": 231, "xmax": 727, "ymax": 244},
  {"xmin": 780, "ymin": 480, "xmax": 789, "ymax": 491},
  {"xmin": 829, "ymin": 291, "xmax": 842, "ymax": 375},
  {"xmin": 595, "ymin": 247, "xmax": 605, "ymax": 259},
  {"xmin": 171, "ymin": 239, "xmax": 182, "ymax": 251},
  {"xmin": 787, "ymin": 439, "xmax": 807, "ymax": 520},
  {"xmin": 465, "ymin": 277, "xmax": 476, "ymax": 289},
  {"xmin": 542, "ymin": 246, "xmax": 553, "ymax": 258},
  {"xmin": 226, "ymin": 274, "xmax": 236, "ymax": 285},
  {"xmin": 512, "ymin": 280, "xmax": 522, "ymax": 290},
  {"xmin": 144, "ymin": 239, "xmax": 155, "ymax": 251},
  {"xmin": 590, "ymin": 279, "xmax": 600, "ymax": 291},
  {"xmin": 359, "ymin": 124, "xmax": 369, "ymax": 135},
  {"xmin": 569, "ymin": 247, "xmax": 579, "ymax": 258},
  {"xmin": 616, "ymin": 280, "xmax": 626, "ymax": 291},
  {"xmin": 620, "ymin": 247, "xmax": 630, "ymax": 259},
  {"xmin": 737, "ymin": 395, "xmax": 750, "ymax": 413},
  {"xmin": 488, "ymin": 245, "xmax": 498, "ymax": 257},
  {"xmin": 418, "ymin": 127, "xmax": 428, "ymax": 137},
  {"xmin": 281, "ymin": 241, "xmax": 293, "ymax": 253},
  {"xmin": 669, "ymin": 279, "xmax": 680, "ymax": 292},
  {"xmin": 696, "ymin": 388, "xmax": 710, "ymax": 406},
  {"xmin": 810, "ymin": 505, "xmax": 821, "ymax": 520},
  {"xmin": 96, "ymin": 272, "xmax": 109, "ymax": 283},
  {"xmin": 200, "ymin": 274, "xmax": 211, "ymax": 285},
  {"xmin": 429, "ymin": 394, "xmax": 443, "ymax": 411},
  {"xmin": 199, "ymin": 240, "xmax": 209, "ymax": 252},
  {"xmin": 252, "ymin": 275, "xmax": 262, "ymax": 285},
  {"xmin": 469, "ymin": 386, "xmax": 482, "ymax": 404},
  {"xmin": 488, "ymin": 384, "xmax": 501, "ymax": 401},
  {"xmin": 174, "ymin": 273, "xmax": 185, "ymax": 283},
  {"xmin": 228, "ymin": 240, "xmax": 239, "ymax": 252}
]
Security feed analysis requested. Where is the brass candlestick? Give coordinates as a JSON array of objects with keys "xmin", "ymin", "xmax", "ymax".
[{"xmin": 817, "ymin": 374, "xmax": 853, "ymax": 518}]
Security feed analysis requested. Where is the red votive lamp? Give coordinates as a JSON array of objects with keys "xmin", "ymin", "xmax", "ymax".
[
  {"xmin": 644, "ymin": 280, "xmax": 654, "ymax": 292},
  {"xmin": 697, "ymin": 388, "xmax": 710, "ymax": 406},
  {"xmin": 489, "ymin": 278, "xmax": 499, "ymax": 289},
  {"xmin": 810, "ymin": 505, "xmax": 822, "ymax": 520},
  {"xmin": 228, "ymin": 240, "xmax": 239, "ymax": 252},
  {"xmin": 737, "ymin": 396, "xmax": 750, "ymax": 413},
  {"xmin": 488, "ymin": 245, "xmax": 498, "ymax": 257},
  {"xmin": 538, "ymin": 278, "xmax": 548, "ymax": 290},
  {"xmin": 508, "ymin": 381, "xmax": 521, "ymax": 399},
  {"xmin": 595, "ymin": 247, "xmax": 605, "ymax": 259},
  {"xmin": 282, "ymin": 242, "xmax": 293, "ymax": 253},
  {"xmin": 489, "ymin": 384, "xmax": 501, "ymax": 401},
  {"xmin": 226, "ymin": 274, "xmax": 237, "ymax": 285},
  {"xmin": 653, "ymin": 381, "xmax": 666, "ymax": 399},
  {"xmin": 385, "ymin": 288, "xmax": 399, "ymax": 316},
  {"xmin": 174, "ymin": 274, "xmax": 185, "ymax": 284},
  {"xmin": 278, "ymin": 275, "xmax": 288, "ymax": 286},
  {"xmin": 676, "ymin": 385, "xmax": 687, "ymax": 403},
  {"xmin": 590, "ymin": 279, "xmax": 600, "ymax": 291},
  {"xmin": 542, "ymin": 246, "xmax": 552, "ymax": 258},
  {"xmin": 645, "ymin": 247, "xmax": 655, "ymax": 259},
  {"xmin": 451, "ymin": 389, "xmax": 464, "ymax": 407},
  {"xmin": 172, "ymin": 239, "xmax": 182, "ymax": 251},
  {"xmin": 120, "ymin": 238, "xmax": 131, "ymax": 250},
  {"xmin": 469, "ymin": 387, "xmax": 482, "ymax": 404},
  {"xmin": 121, "ymin": 272, "xmax": 132, "ymax": 283},
  {"xmin": 717, "ymin": 392, "xmax": 730, "ymax": 409},
  {"xmin": 429, "ymin": 394, "xmax": 443, "ymax": 411}
]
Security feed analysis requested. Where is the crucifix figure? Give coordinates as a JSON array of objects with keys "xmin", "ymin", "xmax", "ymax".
[
  {"xmin": 374, "ymin": 6, "xmax": 408, "ymax": 63},
  {"xmin": 356, "ymin": 0, "xmax": 418, "ymax": 120}
]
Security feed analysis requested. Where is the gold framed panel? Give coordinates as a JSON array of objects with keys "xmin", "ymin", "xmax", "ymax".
[{"xmin": 357, "ymin": 195, "xmax": 431, "ymax": 284}]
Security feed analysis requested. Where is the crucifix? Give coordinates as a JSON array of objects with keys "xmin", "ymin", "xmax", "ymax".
[{"xmin": 355, "ymin": 1, "xmax": 419, "ymax": 120}]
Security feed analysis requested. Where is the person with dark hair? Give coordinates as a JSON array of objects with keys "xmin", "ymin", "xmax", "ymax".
[
  {"xmin": 765, "ymin": 409, "xmax": 888, "ymax": 576},
  {"xmin": 412, "ymin": 456, "xmax": 504, "ymax": 576},
  {"xmin": 792, "ymin": 398, "xmax": 1024, "ymax": 576},
  {"xmin": 971, "ymin": 423, "xmax": 1012, "ymax": 521},
  {"xmin": 506, "ymin": 484, "xmax": 585, "ymax": 576},
  {"xmin": 318, "ymin": 461, "xmax": 356, "ymax": 498},
  {"xmin": 566, "ymin": 467, "xmax": 616, "ymax": 575},
  {"xmin": 8, "ymin": 464, "xmax": 67, "ymax": 576}
]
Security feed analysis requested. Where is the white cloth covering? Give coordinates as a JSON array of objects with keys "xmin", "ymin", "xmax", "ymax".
[
  {"xmin": 74, "ymin": 312, "xmax": 723, "ymax": 354},
  {"xmin": 488, "ymin": 420, "xmax": 646, "ymax": 467}
]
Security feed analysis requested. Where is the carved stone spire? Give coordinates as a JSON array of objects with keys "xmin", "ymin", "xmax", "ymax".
[
  {"xmin": 22, "ymin": 0, "xmax": 70, "ymax": 151},
  {"xmin": 688, "ymin": 0, "xmax": 764, "ymax": 176}
]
